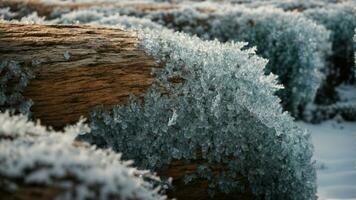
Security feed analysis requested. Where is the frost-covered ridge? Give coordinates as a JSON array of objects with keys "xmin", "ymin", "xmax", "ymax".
[
  {"xmin": 0, "ymin": 112, "xmax": 167, "ymax": 200},
  {"xmin": 80, "ymin": 29, "xmax": 317, "ymax": 199}
]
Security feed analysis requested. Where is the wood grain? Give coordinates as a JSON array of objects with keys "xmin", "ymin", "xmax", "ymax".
[{"xmin": 0, "ymin": 23, "xmax": 158, "ymax": 129}]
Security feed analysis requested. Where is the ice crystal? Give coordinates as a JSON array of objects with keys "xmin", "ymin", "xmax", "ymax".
[
  {"xmin": 64, "ymin": 50, "xmax": 71, "ymax": 61},
  {"xmin": 0, "ymin": 111, "xmax": 167, "ymax": 200},
  {"xmin": 81, "ymin": 29, "xmax": 317, "ymax": 199}
]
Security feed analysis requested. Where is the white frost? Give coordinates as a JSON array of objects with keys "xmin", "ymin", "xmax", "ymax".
[{"xmin": 0, "ymin": 111, "xmax": 166, "ymax": 200}]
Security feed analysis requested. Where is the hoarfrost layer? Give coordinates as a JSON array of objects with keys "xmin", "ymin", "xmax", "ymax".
[
  {"xmin": 117, "ymin": 3, "xmax": 331, "ymax": 116},
  {"xmin": 81, "ymin": 29, "xmax": 317, "ymax": 199},
  {"xmin": 0, "ymin": 112, "xmax": 167, "ymax": 200}
]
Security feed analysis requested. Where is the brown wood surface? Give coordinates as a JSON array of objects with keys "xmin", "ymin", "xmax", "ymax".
[{"xmin": 0, "ymin": 23, "xmax": 158, "ymax": 129}]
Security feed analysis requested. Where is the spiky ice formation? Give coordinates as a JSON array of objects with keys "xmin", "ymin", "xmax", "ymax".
[{"xmin": 81, "ymin": 29, "xmax": 317, "ymax": 199}]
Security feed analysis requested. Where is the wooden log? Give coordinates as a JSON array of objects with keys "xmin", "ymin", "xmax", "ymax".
[
  {"xmin": 0, "ymin": 23, "xmax": 158, "ymax": 129},
  {"xmin": 0, "ymin": 23, "xmax": 254, "ymax": 200}
]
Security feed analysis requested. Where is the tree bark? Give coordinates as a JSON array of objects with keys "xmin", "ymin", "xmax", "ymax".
[{"xmin": 0, "ymin": 23, "xmax": 158, "ymax": 129}]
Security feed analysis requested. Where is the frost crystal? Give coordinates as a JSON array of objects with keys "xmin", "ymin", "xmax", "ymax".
[
  {"xmin": 64, "ymin": 50, "xmax": 71, "ymax": 60},
  {"xmin": 0, "ymin": 111, "xmax": 167, "ymax": 200},
  {"xmin": 81, "ymin": 29, "xmax": 317, "ymax": 199}
]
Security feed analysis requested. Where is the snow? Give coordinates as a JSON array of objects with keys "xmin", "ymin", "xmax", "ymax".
[
  {"xmin": 298, "ymin": 120, "xmax": 356, "ymax": 200},
  {"xmin": 337, "ymin": 84, "xmax": 356, "ymax": 103}
]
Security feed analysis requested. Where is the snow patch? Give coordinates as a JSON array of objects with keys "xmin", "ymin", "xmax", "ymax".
[{"xmin": 298, "ymin": 120, "xmax": 356, "ymax": 200}]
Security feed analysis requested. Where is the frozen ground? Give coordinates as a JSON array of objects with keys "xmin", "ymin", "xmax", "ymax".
[{"xmin": 298, "ymin": 120, "xmax": 356, "ymax": 200}]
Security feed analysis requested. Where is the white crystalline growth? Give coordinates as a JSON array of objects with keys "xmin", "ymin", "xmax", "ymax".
[
  {"xmin": 0, "ymin": 111, "xmax": 166, "ymax": 200},
  {"xmin": 82, "ymin": 28, "xmax": 316, "ymax": 199}
]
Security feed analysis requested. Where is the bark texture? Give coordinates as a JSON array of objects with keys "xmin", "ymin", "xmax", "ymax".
[{"xmin": 0, "ymin": 23, "xmax": 158, "ymax": 128}]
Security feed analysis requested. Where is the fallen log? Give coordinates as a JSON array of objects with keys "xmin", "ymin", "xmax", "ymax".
[
  {"xmin": 1, "ymin": 0, "xmax": 331, "ymax": 117},
  {"xmin": 0, "ymin": 112, "xmax": 167, "ymax": 200},
  {"xmin": 0, "ymin": 22, "xmax": 255, "ymax": 200},
  {"xmin": 0, "ymin": 23, "xmax": 158, "ymax": 129},
  {"xmin": 0, "ymin": 21, "xmax": 318, "ymax": 199}
]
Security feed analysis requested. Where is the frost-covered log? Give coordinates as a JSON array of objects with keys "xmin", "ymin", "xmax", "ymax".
[
  {"xmin": 0, "ymin": 22, "xmax": 259, "ymax": 199},
  {"xmin": 230, "ymin": 1, "xmax": 356, "ymax": 105},
  {"xmin": 304, "ymin": 2, "xmax": 356, "ymax": 103},
  {"xmin": 5, "ymin": 1, "xmax": 330, "ymax": 116},
  {"xmin": 0, "ymin": 23, "xmax": 158, "ymax": 129},
  {"xmin": 0, "ymin": 23, "xmax": 257, "ymax": 199},
  {"xmin": 80, "ymin": 28, "xmax": 317, "ymax": 199},
  {"xmin": 0, "ymin": 112, "xmax": 167, "ymax": 200},
  {"xmin": 0, "ymin": 22, "xmax": 317, "ymax": 199},
  {"xmin": 6, "ymin": 0, "xmax": 355, "ymax": 118}
]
